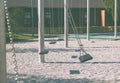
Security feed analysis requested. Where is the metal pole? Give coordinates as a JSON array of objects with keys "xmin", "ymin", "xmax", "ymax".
[
  {"xmin": 38, "ymin": 0, "xmax": 44, "ymax": 53},
  {"xmin": 0, "ymin": 0, "xmax": 6, "ymax": 82},
  {"xmin": 114, "ymin": 0, "xmax": 117, "ymax": 38},
  {"xmin": 64, "ymin": 0, "xmax": 68, "ymax": 47},
  {"xmin": 87, "ymin": 0, "xmax": 90, "ymax": 40},
  {"xmin": 31, "ymin": 0, "xmax": 34, "ymax": 36}
]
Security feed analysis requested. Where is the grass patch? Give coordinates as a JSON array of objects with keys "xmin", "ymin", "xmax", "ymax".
[{"xmin": 6, "ymin": 34, "xmax": 38, "ymax": 43}]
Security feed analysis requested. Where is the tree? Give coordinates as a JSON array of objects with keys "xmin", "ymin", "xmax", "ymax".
[{"xmin": 103, "ymin": 0, "xmax": 120, "ymax": 21}]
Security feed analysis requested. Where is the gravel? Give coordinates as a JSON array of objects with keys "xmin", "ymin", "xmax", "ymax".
[{"xmin": 6, "ymin": 39, "xmax": 120, "ymax": 83}]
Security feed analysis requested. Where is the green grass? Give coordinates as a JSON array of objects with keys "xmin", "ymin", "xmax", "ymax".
[
  {"xmin": 66, "ymin": 35, "xmax": 120, "ymax": 40},
  {"xmin": 6, "ymin": 33, "xmax": 38, "ymax": 43},
  {"xmin": 6, "ymin": 33, "xmax": 120, "ymax": 43}
]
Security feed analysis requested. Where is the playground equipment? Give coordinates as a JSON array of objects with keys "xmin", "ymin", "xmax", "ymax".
[
  {"xmin": 3, "ymin": 0, "xmax": 19, "ymax": 82},
  {"xmin": 48, "ymin": 0, "xmax": 57, "ymax": 44},
  {"xmin": 38, "ymin": 0, "xmax": 119, "ymax": 54},
  {"xmin": 0, "ymin": 0, "xmax": 119, "ymax": 82},
  {"xmin": 0, "ymin": 0, "xmax": 6, "ymax": 83},
  {"xmin": 68, "ymin": 1, "xmax": 93, "ymax": 62},
  {"xmin": 114, "ymin": 0, "xmax": 117, "ymax": 38}
]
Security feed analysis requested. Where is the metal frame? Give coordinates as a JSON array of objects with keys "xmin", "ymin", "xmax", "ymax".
[
  {"xmin": 38, "ymin": 0, "xmax": 118, "ymax": 58},
  {"xmin": 87, "ymin": 0, "xmax": 90, "ymax": 40},
  {"xmin": 64, "ymin": 0, "xmax": 69, "ymax": 47},
  {"xmin": 38, "ymin": 0, "xmax": 45, "ymax": 53},
  {"xmin": 39, "ymin": 0, "xmax": 117, "ymax": 50},
  {"xmin": 0, "ymin": 0, "xmax": 118, "ymax": 82},
  {"xmin": 38, "ymin": 0, "xmax": 92, "ymax": 49},
  {"xmin": 0, "ymin": 0, "xmax": 6, "ymax": 82},
  {"xmin": 114, "ymin": 0, "xmax": 117, "ymax": 38}
]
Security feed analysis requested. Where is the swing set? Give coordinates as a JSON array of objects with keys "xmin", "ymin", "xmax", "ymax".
[{"xmin": 0, "ymin": 0, "xmax": 119, "ymax": 82}]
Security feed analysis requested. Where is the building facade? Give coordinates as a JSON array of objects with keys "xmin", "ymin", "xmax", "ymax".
[{"xmin": 7, "ymin": 0, "xmax": 115, "ymax": 33}]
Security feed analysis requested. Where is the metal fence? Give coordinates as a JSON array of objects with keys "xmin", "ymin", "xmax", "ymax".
[{"xmin": 5, "ymin": 0, "xmax": 120, "ymax": 37}]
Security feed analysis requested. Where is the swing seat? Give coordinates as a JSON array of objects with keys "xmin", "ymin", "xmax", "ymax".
[
  {"xmin": 75, "ymin": 49, "xmax": 80, "ymax": 52},
  {"xmin": 57, "ymin": 38, "xmax": 63, "ymax": 41},
  {"xmin": 79, "ymin": 53, "xmax": 93, "ymax": 63},
  {"xmin": 49, "ymin": 41, "xmax": 56, "ymax": 44},
  {"xmin": 39, "ymin": 50, "xmax": 49, "ymax": 54},
  {"xmin": 71, "ymin": 55, "xmax": 77, "ymax": 58},
  {"xmin": 70, "ymin": 70, "xmax": 80, "ymax": 74}
]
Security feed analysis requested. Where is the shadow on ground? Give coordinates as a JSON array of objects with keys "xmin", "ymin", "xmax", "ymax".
[{"xmin": 7, "ymin": 74, "xmax": 113, "ymax": 83}]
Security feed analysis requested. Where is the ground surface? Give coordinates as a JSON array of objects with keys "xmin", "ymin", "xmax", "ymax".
[{"xmin": 6, "ymin": 38, "xmax": 120, "ymax": 83}]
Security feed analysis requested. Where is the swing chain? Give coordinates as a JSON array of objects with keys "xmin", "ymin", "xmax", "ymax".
[
  {"xmin": 11, "ymin": 44, "xmax": 19, "ymax": 80},
  {"xmin": 4, "ymin": 0, "xmax": 19, "ymax": 80}
]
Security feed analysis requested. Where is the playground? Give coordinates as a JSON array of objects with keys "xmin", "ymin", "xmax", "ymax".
[
  {"xmin": 0, "ymin": 0, "xmax": 120, "ymax": 83},
  {"xmin": 6, "ymin": 38, "xmax": 120, "ymax": 82}
]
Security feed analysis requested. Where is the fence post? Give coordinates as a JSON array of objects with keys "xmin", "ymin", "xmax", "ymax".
[
  {"xmin": 38, "ymin": 0, "xmax": 44, "ymax": 53},
  {"xmin": 64, "ymin": 0, "xmax": 69, "ymax": 47},
  {"xmin": 0, "ymin": 0, "xmax": 6, "ymax": 83},
  {"xmin": 87, "ymin": 0, "xmax": 90, "ymax": 40},
  {"xmin": 114, "ymin": 0, "xmax": 117, "ymax": 38}
]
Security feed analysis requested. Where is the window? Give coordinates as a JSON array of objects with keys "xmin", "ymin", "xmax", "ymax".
[
  {"xmin": 24, "ymin": 12, "xmax": 31, "ymax": 27},
  {"xmin": 45, "ymin": 11, "xmax": 51, "ymax": 19}
]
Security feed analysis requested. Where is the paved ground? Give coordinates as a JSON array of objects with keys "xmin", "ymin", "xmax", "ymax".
[{"xmin": 6, "ymin": 39, "xmax": 120, "ymax": 83}]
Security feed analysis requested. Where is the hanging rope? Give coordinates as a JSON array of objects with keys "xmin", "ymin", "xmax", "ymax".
[
  {"xmin": 60, "ymin": 1, "xmax": 63, "ymax": 35},
  {"xmin": 51, "ymin": 0, "xmax": 55, "ymax": 36},
  {"xmin": 57, "ymin": 0, "xmax": 60, "ymax": 34},
  {"xmin": 78, "ymin": 0, "xmax": 84, "ymax": 34},
  {"xmin": 68, "ymin": 10, "xmax": 87, "ymax": 53},
  {"xmin": 68, "ymin": 0, "xmax": 93, "ymax": 62},
  {"xmin": 57, "ymin": 0, "xmax": 63, "ymax": 40},
  {"xmin": 49, "ymin": 0, "xmax": 56, "ymax": 44},
  {"xmin": 48, "ymin": 0, "xmax": 52, "ymax": 34},
  {"xmin": 94, "ymin": 6, "xmax": 97, "ymax": 26},
  {"xmin": 81, "ymin": 0, "xmax": 84, "ymax": 33},
  {"xmin": 69, "ymin": 0, "xmax": 82, "ymax": 45}
]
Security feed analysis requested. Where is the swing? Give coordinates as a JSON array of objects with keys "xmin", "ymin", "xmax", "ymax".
[
  {"xmin": 49, "ymin": 41, "xmax": 56, "ymax": 44},
  {"xmin": 4, "ymin": 0, "xmax": 39, "ymax": 82},
  {"xmin": 57, "ymin": 0, "xmax": 64, "ymax": 41},
  {"xmin": 68, "ymin": 0, "xmax": 93, "ymax": 63},
  {"xmin": 5, "ymin": 1, "xmax": 94, "ymax": 82},
  {"xmin": 74, "ymin": 1, "xmax": 84, "ymax": 52},
  {"xmin": 48, "ymin": 0, "xmax": 56, "ymax": 44},
  {"xmin": 79, "ymin": 53, "xmax": 93, "ymax": 63},
  {"xmin": 70, "ymin": 70, "xmax": 80, "ymax": 74},
  {"xmin": 4, "ymin": 0, "xmax": 20, "ymax": 82}
]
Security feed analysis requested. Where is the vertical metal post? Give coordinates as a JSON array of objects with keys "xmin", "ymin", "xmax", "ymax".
[
  {"xmin": 87, "ymin": 0, "xmax": 90, "ymax": 40},
  {"xmin": 114, "ymin": 0, "xmax": 117, "ymax": 38},
  {"xmin": 31, "ymin": 0, "xmax": 34, "ymax": 36},
  {"xmin": 64, "ymin": 0, "xmax": 68, "ymax": 47},
  {"xmin": 0, "ymin": 0, "xmax": 6, "ymax": 83},
  {"xmin": 38, "ymin": 0, "xmax": 44, "ymax": 53}
]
